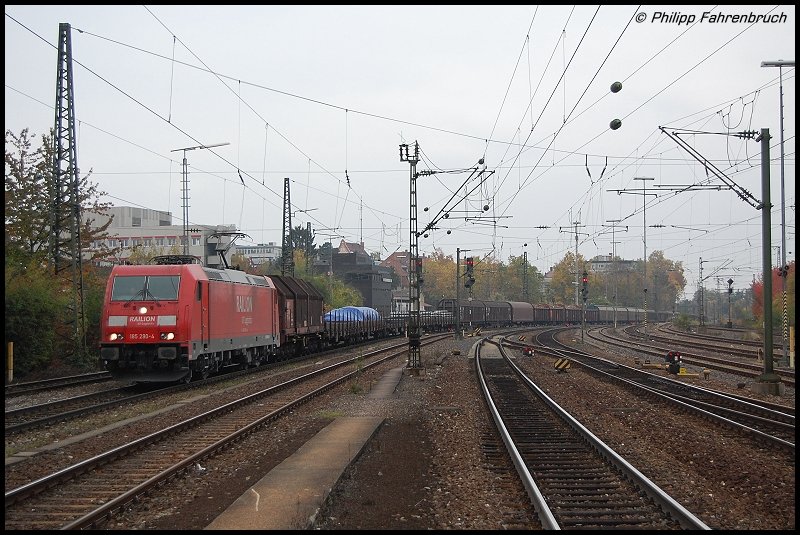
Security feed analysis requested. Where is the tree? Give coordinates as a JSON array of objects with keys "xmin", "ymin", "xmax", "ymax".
[
  {"xmin": 5, "ymin": 128, "xmax": 118, "ymax": 267},
  {"xmin": 504, "ymin": 254, "xmax": 543, "ymax": 303},
  {"xmin": 416, "ymin": 249, "xmax": 454, "ymax": 305},
  {"xmin": 5, "ymin": 128, "xmax": 117, "ymax": 374},
  {"xmin": 230, "ymin": 252, "xmax": 253, "ymax": 272},
  {"xmin": 291, "ymin": 224, "xmax": 316, "ymax": 258},
  {"xmin": 126, "ymin": 245, "xmax": 182, "ymax": 265},
  {"xmin": 751, "ymin": 261, "xmax": 795, "ymax": 329},
  {"xmin": 549, "ymin": 251, "xmax": 587, "ymax": 304},
  {"xmin": 645, "ymin": 251, "xmax": 684, "ymax": 313}
]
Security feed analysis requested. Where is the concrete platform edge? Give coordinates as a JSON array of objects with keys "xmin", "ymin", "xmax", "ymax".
[{"xmin": 204, "ymin": 416, "xmax": 385, "ymax": 530}]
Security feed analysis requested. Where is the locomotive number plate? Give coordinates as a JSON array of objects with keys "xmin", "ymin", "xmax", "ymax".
[{"xmin": 129, "ymin": 333, "xmax": 156, "ymax": 341}]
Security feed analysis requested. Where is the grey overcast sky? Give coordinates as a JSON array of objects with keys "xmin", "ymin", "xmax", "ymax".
[{"xmin": 5, "ymin": 5, "xmax": 796, "ymax": 299}]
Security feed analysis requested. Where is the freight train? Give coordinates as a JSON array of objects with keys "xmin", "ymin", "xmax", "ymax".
[
  {"xmin": 99, "ymin": 258, "xmax": 394, "ymax": 383},
  {"xmin": 99, "ymin": 257, "xmax": 670, "ymax": 383},
  {"xmin": 435, "ymin": 299, "xmax": 670, "ymax": 327}
]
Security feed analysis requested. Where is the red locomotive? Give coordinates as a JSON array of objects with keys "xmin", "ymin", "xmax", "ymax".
[{"xmin": 99, "ymin": 256, "xmax": 323, "ymax": 383}]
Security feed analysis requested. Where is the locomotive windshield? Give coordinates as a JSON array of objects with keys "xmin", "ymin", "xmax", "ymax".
[{"xmin": 111, "ymin": 275, "xmax": 180, "ymax": 301}]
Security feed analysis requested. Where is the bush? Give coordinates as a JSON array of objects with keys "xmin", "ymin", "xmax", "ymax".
[
  {"xmin": 672, "ymin": 313, "xmax": 693, "ymax": 331},
  {"xmin": 5, "ymin": 263, "xmax": 69, "ymax": 376}
]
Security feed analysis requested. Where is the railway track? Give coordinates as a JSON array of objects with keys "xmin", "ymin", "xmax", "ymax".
[
  {"xmin": 5, "ymin": 334, "xmax": 415, "ymax": 435},
  {"xmin": 627, "ymin": 325, "xmax": 774, "ymax": 361},
  {"xmin": 513, "ymin": 328, "xmax": 794, "ymax": 451},
  {"xmin": 475, "ymin": 336, "xmax": 709, "ymax": 530},
  {"xmin": 591, "ymin": 326, "xmax": 795, "ymax": 388},
  {"xmin": 4, "ymin": 334, "xmax": 450, "ymax": 530},
  {"xmin": 657, "ymin": 323, "xmax": 782, "ymax": 352},
  {"xmin": 5, "ymin": 384, "xmax": 154, "ymax": 434},
  {"xmin": 4, "ymin": 371, "xmax": 113, "ymax": 397}
]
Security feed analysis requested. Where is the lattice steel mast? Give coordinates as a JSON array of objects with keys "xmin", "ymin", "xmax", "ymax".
[
  {"xmin": 50, "ymin": 22, "xmax": 85, "ymax": 359},
  {"xmin": 400, "ymin": 142, "xmax": 422, "ymax": 370},
  {"xmin": 282, "ymin": 177, "xmax": 295, "ymax": 276}
]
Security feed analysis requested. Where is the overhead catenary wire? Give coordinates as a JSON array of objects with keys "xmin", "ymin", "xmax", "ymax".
[{"xmin": 5, "ymin": 8, "xmax": 793, "ymax": 281}]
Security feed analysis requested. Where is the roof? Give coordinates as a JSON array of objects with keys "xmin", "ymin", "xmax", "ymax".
[{"xmin": 338, "ymin": 240, "xmax": 367, "ymax": 255}]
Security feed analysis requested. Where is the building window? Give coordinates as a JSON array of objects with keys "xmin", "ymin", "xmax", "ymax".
[
  {"xmin": 132, "ymin": 216, "xmax": 141, "ymax": 227},
  {"xmin": 192, "ymin": 237, "xmax": 201, "ymax": 246}
]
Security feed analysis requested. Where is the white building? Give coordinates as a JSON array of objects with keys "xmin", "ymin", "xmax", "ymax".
[
  {"xmin": 87, "ymin": 206, "xmax": 237, "ymax": 268},
  {"xmin": 235, "ymin": 242, "xmax": 282, "ymax": 265}
]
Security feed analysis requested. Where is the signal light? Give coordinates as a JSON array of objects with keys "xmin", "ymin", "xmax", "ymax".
[
  {"xmin": 581, "ymin": 271, "xmax": 589, "ymax": 300},
  {"xmin": 464, "ymin": 257, "xmax": 476, "ymax": 288}
]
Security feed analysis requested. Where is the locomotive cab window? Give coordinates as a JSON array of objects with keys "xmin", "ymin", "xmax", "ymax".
[{"xmin": 111, "ymin": 275, "xmax": 180, "ymax": 301}]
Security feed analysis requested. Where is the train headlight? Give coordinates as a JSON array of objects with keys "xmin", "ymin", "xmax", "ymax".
[
  {"xmin": 139, "ymin": 306, "xmax": 148, "ymax": 314},
  {"xmin": 160, "ymin": 332, "xmax": 175, "ymax": 340},
  {"xmin": 109, "ymin": 332, "xmax": 124, "ymax": 341}
]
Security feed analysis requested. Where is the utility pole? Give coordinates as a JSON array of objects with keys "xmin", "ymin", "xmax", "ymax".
[
  {"xmin": 635, "ymin": 177, "xmax": 654, "ymax": 329},
  {"xmin": 456, "ymin": 248, "xmax": 461, "ymax": 340},
  {"xmin": 603, "ymin": 220, "xmax": 627, "ymax": 328},
  {"xmin": 754, "ymin": 128, "xmax": 780, "ymax": 394},
  {"xmin": 761, "ymin": 59, "xmax": 794, "ymax": 367},
  {"xmin": 400, "ymin": 142, "xmax": 422, "ymax": 371},
  {"xmin": 455, "ymin": 248, "xmax": 470, "ymax": 339},
  {"xmin": 559, "ymin": 221, "xmax": 587, "ymax": 305},
  {"xmin": 316, "ymin": 228, "xmax": 343, "ymax": 300},
  {"xmin": 171, "ymin": 141, "xmax": 230, "ymax": 254},
  {"xmin": 281, "ymin": 177, "xmax": 294, "ymax": 276},
  {"xmin": 306, "ymin": 222, "xmax": 312, "ymax": 273},
  {"xmin": 580, "ymin": 271, "xmax": 588, "ymax": 342},
  {"xmin": 612, "ymin": 178, "xmax": 656, "ymax": 328},
  {"xmin": 698, "ymin": 257, "xmax": 707, "ymax": 327},
  {"xmin": 573, "ymin": 222, "xmax": 580, "ymax": 306},
  {"xmin": 522, "ymin": 243, "xmax": 529, "ymax": 302},
  {"xmin": 727, "ymin": 278, "xmax": 734, "ymax": 328},
  {"xmin": 291, "ymin": 208, "xmax": 317, "ymax": 274},
  {"xmin": 50, "ymin": 23, "xmax": 85, "ymax": 360}
]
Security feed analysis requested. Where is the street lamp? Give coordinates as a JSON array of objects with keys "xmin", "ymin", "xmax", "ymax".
[{"xmin": 761, "ymin": 59, "xmax": 794, "ymax": 366}]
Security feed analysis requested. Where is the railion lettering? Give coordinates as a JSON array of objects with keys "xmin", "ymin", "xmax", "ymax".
[{"xmin": 236, "ymin": 295, "xmax": 254, "ymax": 313}]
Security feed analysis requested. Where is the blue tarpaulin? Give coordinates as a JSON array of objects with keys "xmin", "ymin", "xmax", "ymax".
[{"xmin": 324, "ymin": 306, "xmax": 381, "ymax": 322}]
